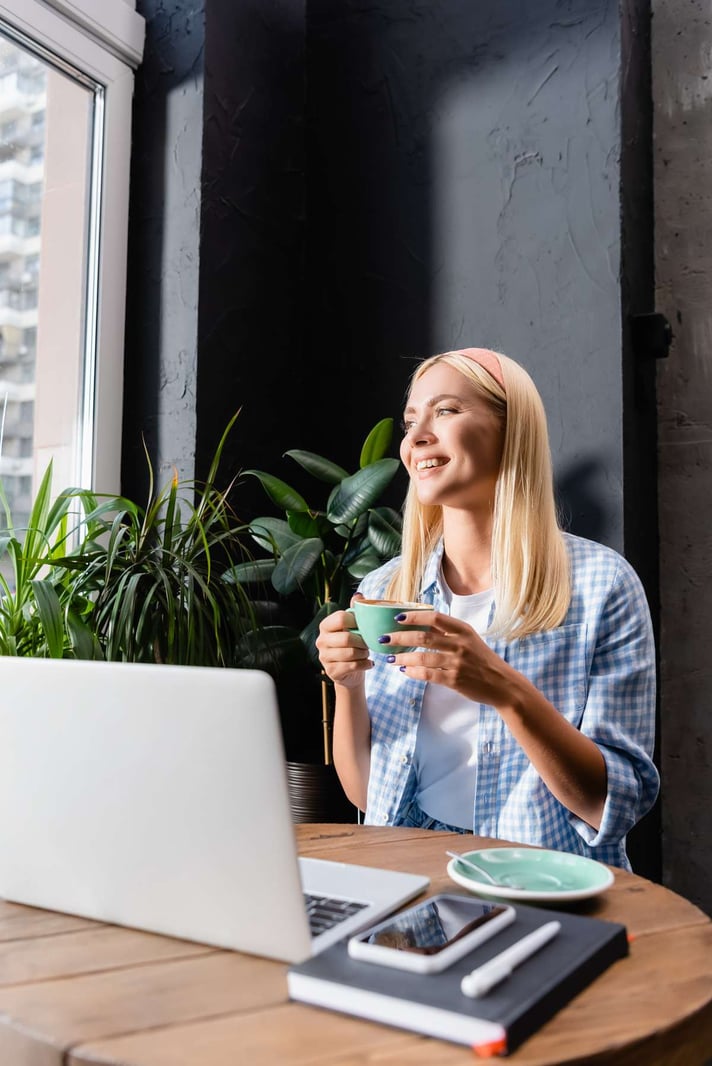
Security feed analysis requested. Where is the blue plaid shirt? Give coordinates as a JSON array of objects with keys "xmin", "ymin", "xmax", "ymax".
[{"xmin": 358, "ymin": 533, "xmax": 659, "ymax": 870}]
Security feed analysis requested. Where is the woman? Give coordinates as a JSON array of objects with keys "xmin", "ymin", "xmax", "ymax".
[{"xmin": 316, "ymin": 348, "xmax": 659, "ymax": 870}]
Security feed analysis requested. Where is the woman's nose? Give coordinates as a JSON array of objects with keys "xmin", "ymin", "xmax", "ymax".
[
  {"xmin": 409, "ymin": 420, "xmax": 435, "ymax": 446},
  {"xmin": 414, "ymin": 431, "xmax": 432, "ymax": 445}
]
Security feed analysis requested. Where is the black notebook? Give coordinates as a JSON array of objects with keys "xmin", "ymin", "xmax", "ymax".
[{"xmin": 287, "ymin": 900, "xmax": 628, "ymax": 1056}]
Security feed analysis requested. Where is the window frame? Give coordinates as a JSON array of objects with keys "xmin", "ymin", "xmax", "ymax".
[{"xmin": 0, "ymin": 0, "xmax": 144, "ymax": 493}]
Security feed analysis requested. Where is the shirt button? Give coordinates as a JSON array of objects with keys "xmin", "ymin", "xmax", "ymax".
[
  {"xmin": 401, "ymin": 754, "xmax": 409, "ymax": 765},
  {"xmin": 381, "ymin": 812, "xmax": 389, "ymax": 823},
  {"xmin": 408, "ymin": 699, "xmax": 416, "ymax": 707},
  {"xmin": 483, "ymin": 741, "xmax": 496, "ymax": 755}
]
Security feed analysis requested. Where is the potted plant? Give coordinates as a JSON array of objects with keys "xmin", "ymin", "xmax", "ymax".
[
  {"xmin": 57, "ymin": 414, "xmax": 258, "ymax": 666},
  {"xmin": 0, "ymin": 413, "xmax": 259, "ymax": 667},
  {"xmin": 227, "ymin": 418, "xmax": 403, "ymax": 821}
]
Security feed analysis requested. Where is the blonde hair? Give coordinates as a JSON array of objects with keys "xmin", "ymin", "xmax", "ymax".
[{"xmin": 386, "ymin": 350, "xmax": 571, "ymax": 640}]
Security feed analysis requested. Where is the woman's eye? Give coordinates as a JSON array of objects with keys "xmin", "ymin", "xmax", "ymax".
[
  {"xmin": 401, "ymin": 419, "xmax": 415, "ymax": 433},
  {"xmin": 436, "ymin": 406, "xmax": 457, "ymax": 417}
]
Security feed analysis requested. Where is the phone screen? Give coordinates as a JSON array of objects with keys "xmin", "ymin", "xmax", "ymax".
[{"xmin": 353, "ymin": 896, "xmax": 510, "ymax": 956}]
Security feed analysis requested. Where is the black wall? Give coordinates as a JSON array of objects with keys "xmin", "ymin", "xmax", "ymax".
[
  {"xmin": 127, "ymin": 1, "xmax": 657, "ymax": 540},
  {"xmin": 195, "ymin": 0, "xmax": 308, "ymax": 511},
  {"xmin": 124, "ymin": 0, "xmax": 659, "ymax": 877}
]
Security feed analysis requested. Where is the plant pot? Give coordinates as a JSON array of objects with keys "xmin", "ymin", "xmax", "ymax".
[{"xmin": 286, "ymin": 761, "xmax": 358, "ymax": 824}]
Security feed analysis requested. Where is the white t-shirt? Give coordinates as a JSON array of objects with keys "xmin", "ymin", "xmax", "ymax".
[{"xmin": 413, "ymin": 578, "xmax": 492, "ymax": 830}]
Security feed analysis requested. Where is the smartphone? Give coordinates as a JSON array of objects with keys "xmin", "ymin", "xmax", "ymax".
[{"xmin": 347, "ymin": 893, "xmax": 515, "ymax": 975}]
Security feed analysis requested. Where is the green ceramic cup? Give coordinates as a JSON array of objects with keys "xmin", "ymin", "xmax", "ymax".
[{"xmin": 351, "ymin": 598, "xmax": 431, "ymax": 655}]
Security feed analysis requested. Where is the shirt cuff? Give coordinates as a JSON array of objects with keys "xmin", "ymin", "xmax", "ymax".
[{"xmin": 567, "ymin": 743, "xmax": 644, "ymax": 853}]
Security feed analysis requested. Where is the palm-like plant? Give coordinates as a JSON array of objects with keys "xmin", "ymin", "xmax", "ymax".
[
  {"xmin": 0, "ymin": 463, "xmax": 98, "ymax": 658},
  {"xmin": 0, "ymin": 412, "xmax": 258, "ymax": 665},
  {"xmin": 63, "ymin": 414, "xmax": 257, "ymax": 666},
  {"xmin": 227, "ymin": 418, "xmax": 403, "ymax": 763}
]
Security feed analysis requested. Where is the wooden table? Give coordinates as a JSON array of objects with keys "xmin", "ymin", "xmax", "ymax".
[{"xmin": 0, "ymin": 825, "xmax": 710, "ymax": 1065}]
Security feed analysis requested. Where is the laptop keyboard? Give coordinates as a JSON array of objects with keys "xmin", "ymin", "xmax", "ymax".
[{"xmin": 304, "ymin": 892, "xmax": 368, "ymax": 937}]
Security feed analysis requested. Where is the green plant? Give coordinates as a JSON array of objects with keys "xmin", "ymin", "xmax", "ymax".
[
  {"xmin": 226, "ymin": 418, "xmax": 403, "ymax": 763},
  {"xmin": 0, "ymin": 463, "xmax": 98, "ymax": 658},
  {"xmin": 0, "ymin": 413, "xmax": 259, "ymax": 667},
  {"xmin": 62, "ymin": 413, "xmax": 257, "ymax": 666}
]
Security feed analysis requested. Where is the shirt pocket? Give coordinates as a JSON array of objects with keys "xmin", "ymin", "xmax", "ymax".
[{"xmin": 500, "ymin": 623, "xmax": 589, "ymax": 726}]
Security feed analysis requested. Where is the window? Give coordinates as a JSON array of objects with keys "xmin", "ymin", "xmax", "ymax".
[{"xmin": 0, "ymin": 0, "xmax": 144, "ymax": 531}]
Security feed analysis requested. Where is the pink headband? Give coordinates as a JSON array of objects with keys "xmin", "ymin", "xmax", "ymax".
[{"xmin": 449, "ymin": 348, "xmax": 505, "ymax": 392}]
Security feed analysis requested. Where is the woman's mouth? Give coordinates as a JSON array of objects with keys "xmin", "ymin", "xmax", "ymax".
[{"xmin": 415, "ymin": 457, "xmax": 448, "ymax": 471}]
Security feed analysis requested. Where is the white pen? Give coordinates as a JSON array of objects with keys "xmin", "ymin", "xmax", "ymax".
[{"xmin": 460, "ymin": 920, "xmax": 562, "ymax": 998}]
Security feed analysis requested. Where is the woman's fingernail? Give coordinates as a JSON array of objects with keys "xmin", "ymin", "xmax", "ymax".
[
  {"xmin": 399, "ymin": 665, "xmax": 407, "ymax": 672},
  {"xmin": 378, "ymin": 635, "xmax": 391, "ymax": 644},
  {"xmin": 386, "ymin": 655, "xmax": 396, "ymax": 663},
  {"xmin": 395, "ymin": 613, "xmax": 406, "ymax": 622}
]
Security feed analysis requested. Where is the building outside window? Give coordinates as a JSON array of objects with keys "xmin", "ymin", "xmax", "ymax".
[
  {"xmin": 0, "ymin": 37, "xmax": 44, "ymax": 526},
  {"xmin": 0, "ymin": 0, "xmax": 144, "ymax": 564}
]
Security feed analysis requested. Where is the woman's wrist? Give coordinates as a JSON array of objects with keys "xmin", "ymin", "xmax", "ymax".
[
  {"xmin": 496, "ymin": 671, "xmax": 533, "ymax": 717},
  {"xmin": 334, "ymin": 673, "xmax": 367, "ymax": 692}
]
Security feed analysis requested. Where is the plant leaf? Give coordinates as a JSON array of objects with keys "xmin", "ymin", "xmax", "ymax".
[
  {"xmin": 346, "ymin": 547, "xmax": 384, "ymax": 579},
  {"xmin": 0, "ymin": 475, "xmax": 13, "ymax": 530},
  {"xmin": 45, "ymin": 487, "xmax": 79, "ymax": 541},
  {"xmin": 249, "ymin": 517, "xmax": 301, "ymax": 554},
  {"xmin": 334, "ymin": 512, "xmax": 368, "ymax": 541},
  {"xmin": 224, "ymin": 559, "xmax": 276, "ymax": 585},
  {"xmin": 368, "ymin": 508, "xmax": 403, "ymax": 557},
  {"xmin": 272, "ymin": 538, "xmax": 324, "ymax": 595},
  {"xmin": 24, "ymin": 462, "xmax": 53, "ymax": 548},
  {"xmin": 243, "ymin": 471, "xmax": 309, "ymax": 512},
  {"xmin": 30, "ymin": 579, "xmax": 64, "ymax": 658},
  {"xmin": 287, "ymin": 510, "xmax": 322, "ymax": 539},
  {"xmin": 359, "ymin": 418, "xmax": 394, "ymax": 468},
  {"xmin": 14, "ymin": 462, "xmax": 54, "ymax": 590},
  {"xmin": 326, "ymin": 458, "xmax": 399, "ymax": 525},
  {"xmin": 0, "ymin": 531, "xmax": 15, "ymax": 557},
  {"xmin": 285, "ymin": 450, "xmax": 349, "ymax": 484},
  {"xmin": 202, "ymin": 409, "xmax": 241, "ymax": 490},
  {"xmin": 67, "ymin": 610, "xmax": 103, "ymax": 660}
]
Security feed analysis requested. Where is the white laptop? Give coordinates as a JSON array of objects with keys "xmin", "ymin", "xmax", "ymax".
[{"xmin": 0, "ymin": 657, "xmax": 428, "ymax": 963}]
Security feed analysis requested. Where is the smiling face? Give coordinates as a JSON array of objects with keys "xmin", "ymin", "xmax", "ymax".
[{"xmin": 399, "ymin": 362, "xmax": 505, "ymax": 512}]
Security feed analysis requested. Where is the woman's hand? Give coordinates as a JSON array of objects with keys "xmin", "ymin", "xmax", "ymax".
[
  {"xmin": 316, "ymin": 598, "xmax": 373, "ymax": 689},
  {"xmin": 383, "ymin": 608, "xmax": 511, "ymax": 705}
]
